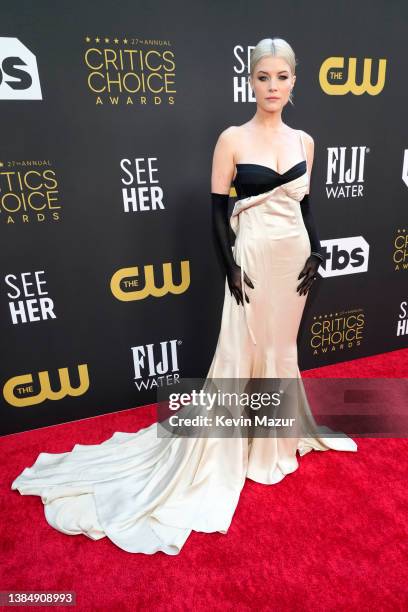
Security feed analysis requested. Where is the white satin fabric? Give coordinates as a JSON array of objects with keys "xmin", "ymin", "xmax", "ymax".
[{"xmin": 11, "ymin": 148, "xmax": 357, "ymax": 555}]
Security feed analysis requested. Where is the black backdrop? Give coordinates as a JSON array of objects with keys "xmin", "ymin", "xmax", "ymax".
[{"xmin": 1, "ymin": 0, "xmax": 407, "ymax": 436}]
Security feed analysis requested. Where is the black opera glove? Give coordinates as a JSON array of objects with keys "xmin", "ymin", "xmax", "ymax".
[
  {"xmin": 297, "ymin": 254, "xmax": 323, "ymax": 296},
  {"xmin": 211, "ymin": 192, "xmax": 255, "ymax": 307},
  {"xmin": 299, "ymin": 193, "xmax": 324, "ymax": 261},
  {"xmin": 297, "ymin": 192, "xmax": 325, "ymax": 295}
]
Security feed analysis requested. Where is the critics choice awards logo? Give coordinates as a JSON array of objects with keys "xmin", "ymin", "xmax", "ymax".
[{"xmin": 83, "ymin": 36, "xmax": 176, "ymax": 105}]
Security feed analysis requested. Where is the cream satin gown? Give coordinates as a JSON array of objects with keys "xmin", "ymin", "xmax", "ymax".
[{"xmin": 11, "ymin": 130, "xmax": 357, "ymax": 555}]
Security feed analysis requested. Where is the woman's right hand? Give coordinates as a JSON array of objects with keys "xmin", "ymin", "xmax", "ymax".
[{"xmin": 227, "ymin": 262, "xmax": 255, "ymax": 306}]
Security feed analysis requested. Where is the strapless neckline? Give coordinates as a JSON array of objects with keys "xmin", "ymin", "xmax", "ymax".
[{"xmin": 235, "ymin": 159, "xmax": 307, "ymax": 178}]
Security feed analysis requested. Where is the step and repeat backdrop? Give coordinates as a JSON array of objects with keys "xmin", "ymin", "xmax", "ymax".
[{"xmin": 1, "ymin": 0, "xmax": 407, "ymax": 435}]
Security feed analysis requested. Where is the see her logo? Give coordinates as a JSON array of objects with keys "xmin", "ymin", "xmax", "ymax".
[{"xmin": 0, "ymin": 37, "xmax": 42, "ymax": 100}]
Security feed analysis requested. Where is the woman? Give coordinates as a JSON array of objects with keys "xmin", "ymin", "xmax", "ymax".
[{"xmin": 11, "ymin": 38, "xmax": 357, "ymax": 555}]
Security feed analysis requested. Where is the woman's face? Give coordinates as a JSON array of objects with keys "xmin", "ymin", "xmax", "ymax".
[{"xmin": 249, "ymin": 56, "xmax": 295, "ymax": 111}]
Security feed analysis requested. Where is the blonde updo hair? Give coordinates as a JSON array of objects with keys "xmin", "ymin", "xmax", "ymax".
[{"xmin": 249, "ymin": 38, "xmax": 298, "ymax": 106}]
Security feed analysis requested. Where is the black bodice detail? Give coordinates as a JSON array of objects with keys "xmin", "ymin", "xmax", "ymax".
[{"xmin": 233, "ymin": 160, "xmax": 307, "ymax": 198}]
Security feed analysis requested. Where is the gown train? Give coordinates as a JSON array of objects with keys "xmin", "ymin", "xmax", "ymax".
[{"xmin": 11, "ymin": 130, "xmax": 357, "ymax": 554}]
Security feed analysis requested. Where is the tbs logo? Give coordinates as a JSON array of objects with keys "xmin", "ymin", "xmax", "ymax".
[
  {"xmin": 0, "ymin": 38, "xmax": 42, "ymax": 100},
  {"xmin": 319, "ymin": 237, "xmax": 369, "ymax": 277}
]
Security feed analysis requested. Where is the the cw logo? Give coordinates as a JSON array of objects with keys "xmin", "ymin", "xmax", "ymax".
[
  {"xmin": 3, "ymin": 364, "xmax": 89, "ymax": 407},
  {"xmin": 111, "ymin": 260, "xmax": 190, "ymax": 301},
  {"xmin": 319, "ymin": 57, "xmax": 386, "ymax": 95}
]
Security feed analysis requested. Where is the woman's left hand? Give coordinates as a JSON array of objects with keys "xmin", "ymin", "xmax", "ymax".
[{"xmin": 296, "ymin": 255, "xmax": 321, "ymax": 296}]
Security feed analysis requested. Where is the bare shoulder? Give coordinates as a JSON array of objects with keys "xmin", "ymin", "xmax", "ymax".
[
  {"xmin": 211, "ymin": 126, "xmax": 240, "ymax": 192},
  {"xmin": 212, "ymin": 125, "xmax": 242, "ymax": 163},
  {"xmin": 298, "ymin": 129, "xmax": 314, "ymax": 148},
  {"xmin": 215, "ymin": 125, "xmax": 240, "ymax": 147},
  {"xmin": 298, "ymin": 130, "xmax": 315, "ymax": 178}
]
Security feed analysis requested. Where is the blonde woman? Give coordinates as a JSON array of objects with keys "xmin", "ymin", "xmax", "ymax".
[{"xmin": 11, "ymin": 38, "xmax": 357, "ymax": 556}]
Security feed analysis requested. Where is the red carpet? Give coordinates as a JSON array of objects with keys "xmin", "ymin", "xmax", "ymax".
[{"xmin": 1, "ymin": 349, "xmax": 407, "ymax": 611}]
